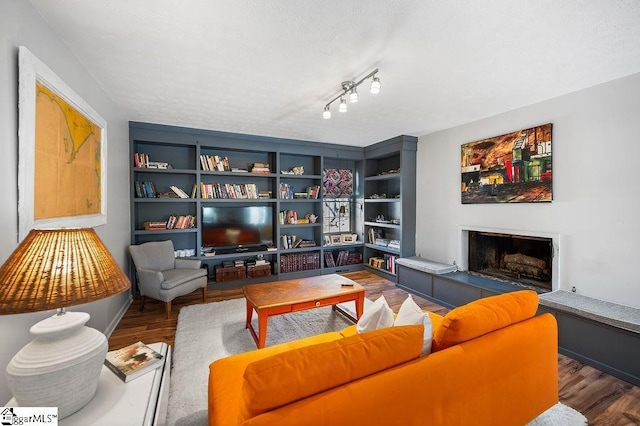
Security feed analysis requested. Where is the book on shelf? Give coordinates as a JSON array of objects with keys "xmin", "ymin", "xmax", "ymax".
[
  {"xmin": 104, "ymin": 341, "xmax": 164, "ymax": 383},
  {"xmin": 147, "ymin": 161, "xmax": 170, "ymax": 169},
  {"xmin": 250, "ymin": 163, "xmax": 270, "ymax": 174},
  {"xmin": 134, "ymin": 152, "xmax": 149, "ymax": 168},
  {"xmin": 200, "ymin": 154, "xmax": 230, "ymax": 172},
  {"xmin": 135, "ymin": 181, "xmax": 157, "ymax": 198},
  {"xmin": 368, "ymin": 227, "xmax": 385, "ymax": 244},
  {"xmin": 324, "ymin": 252, "xmax": 336, "ymax": 268},
  {"xmin": 142, "ymin": 221, "xmax": 168, "ymax": 230},
  {"xmin": 170, "ymin": 185, "xmax": 190, "ymax": 199},
  {"xmin": 306, "ymin": 185, "xmax": 321, "ymax": 199}
]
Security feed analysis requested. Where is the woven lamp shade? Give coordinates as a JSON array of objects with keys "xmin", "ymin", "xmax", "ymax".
[{"xmin": 0, "ymin": 228, "xmax": 130, "ymax": 314}]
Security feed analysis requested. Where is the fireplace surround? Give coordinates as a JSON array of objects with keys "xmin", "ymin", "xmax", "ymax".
[{"xmin": 458, "ymin": 226, "xmax": 561, "ymax": 292}]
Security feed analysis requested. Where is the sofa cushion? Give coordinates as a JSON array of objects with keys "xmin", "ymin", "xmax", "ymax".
[
  {"xmin": 394, "ymin": 294, "xmax": 433, "ymax": 355},
  {"xmin": 355, "ymin": 295, "xmax": 394, "ymax": 333},
  {"xmin": 239, "ymin": 324, "xmax": 424, "ymax": 421},
  {"xmin": 432, "ymin": 290, "xmax": 539, "ymax": 351}
]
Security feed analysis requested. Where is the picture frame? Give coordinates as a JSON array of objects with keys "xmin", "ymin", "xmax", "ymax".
[
  {"xmin": 330, "ymin": 235, "xmax": 342, "ymax": 245},
  {"xmin": 340, "ymin": 233, "xmax": 357, "ymax": 244},
  {"xmin": 460, "ymin": 123, "xmax": 552, "ymax": 204},
  {"xmin": 18, "ymin": 46, "xmax": 107, "ymax": 241}
]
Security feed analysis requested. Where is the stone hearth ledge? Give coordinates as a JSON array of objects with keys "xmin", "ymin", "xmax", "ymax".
[{"xmin": 539, "ymin": 290, "xmax": 640, "ymax": 334}]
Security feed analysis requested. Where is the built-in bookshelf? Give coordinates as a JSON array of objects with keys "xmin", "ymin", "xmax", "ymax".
[
  {"xmin": 129, "ymin": 122, "xmax": 415, "ymax": 288},
  {"xmin": 363, "ymin": 136, "xmax": 417, "ymax": 279}
]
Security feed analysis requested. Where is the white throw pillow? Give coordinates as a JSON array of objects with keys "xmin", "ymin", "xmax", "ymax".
[
  {"xmin": 356, "ymin": 295, "xmax": 394, "ymax": 334},
  {"xmin": 394, "ymin": 294, "xmax": 433, "ymax": 355}
]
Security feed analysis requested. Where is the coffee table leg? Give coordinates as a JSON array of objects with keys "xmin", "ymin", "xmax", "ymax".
[
  {"xmin": 257, "ymin": 312, "xmax": 268, "ymax": 349},
  {"xmin": 355, "ymin": 293, "xmax": 364, "ymax": 320},
  {"xmin": 246, "ymin": 299, "xmax": 253, "ymax": 329}
]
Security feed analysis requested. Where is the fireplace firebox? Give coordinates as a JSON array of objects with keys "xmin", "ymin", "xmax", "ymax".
[{"xmin": 468, "ymin": 231, "xmax": 553, "ymax": 292}]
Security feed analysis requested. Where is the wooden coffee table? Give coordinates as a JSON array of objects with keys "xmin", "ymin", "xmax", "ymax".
[{"xmin": 243, "ymin": 274, "xmax": 365, "ymax": 348}]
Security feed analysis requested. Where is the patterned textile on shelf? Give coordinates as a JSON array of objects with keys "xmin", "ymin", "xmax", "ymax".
[{"xmin": 323, "ymin": 169, "xmax": 353, "ymax": 198}]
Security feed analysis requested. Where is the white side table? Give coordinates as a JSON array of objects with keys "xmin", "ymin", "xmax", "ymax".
[{"xmin": 7, "ymin": 342, "xmax": 171, "ymax": 426}]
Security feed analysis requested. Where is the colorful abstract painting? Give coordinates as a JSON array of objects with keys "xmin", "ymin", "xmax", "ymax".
[{"xmin": 461, "ymin": 124, "xmax": 552, "ymax": 204}]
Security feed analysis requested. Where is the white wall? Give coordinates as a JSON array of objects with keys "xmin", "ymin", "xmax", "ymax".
[
  {"xmin": 0, "ymin": 0, "xmax": 131, "ymax": 403},
  {"xmin": 416, "ymin": 72, "xmax": 640, "ymax": 309}
]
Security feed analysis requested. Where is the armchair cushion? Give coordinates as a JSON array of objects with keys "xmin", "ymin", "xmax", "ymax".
[{"xmin": 161, "ymin": 268, "xmax": 208, "ymax": 290}]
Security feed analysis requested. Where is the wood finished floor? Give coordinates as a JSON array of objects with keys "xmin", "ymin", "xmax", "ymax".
[{"xmin": 109, "ymin": 271, "xmax": 640, "ymax": 425}]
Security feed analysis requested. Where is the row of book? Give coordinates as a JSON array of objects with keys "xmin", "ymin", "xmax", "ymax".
[
  {"xmin": 368, "ymin": 254, "xmax": 398, "ymax": 274},
  {"xmin": 280, "ymin": 234, "xmax": 316, "ymax": 249},
  {"xmin": 200, "ymin": 154, "xmax": 230, "ymax": 171},
  {"xmin": 279, "ymin": 210, "xmax": 312, "ymax": 224},
  {"xmin": 279, "ymin": 252, "xmax": 320, "ymax": 273},
  {"xmin": 135, "ymin": 182, "xmax": 195, "ymax": 199},
  {"xmin": 324, "ymin": 251, "xmax": 363, "ymax": 268},
  {"xmin": 133, "ymin": 153, "xmax": 170, "ymax": 169},
  {"xmin": 135, "ymin": 181, "xmax": 157, "ymax": 198},
  {"xmin": 200, "ymin": 182, "xmax": 262, "ymax": 199},
  {"xmin": 142, "ymin": 214, "xmax": 196, "ymax": 230},
  {"xmin": 250, "ymin": 163, "xmax": 271, "ymax": 174},
  {"xmin": 279, "ymin": 184, "xmax": 321, "ymax": 200}
]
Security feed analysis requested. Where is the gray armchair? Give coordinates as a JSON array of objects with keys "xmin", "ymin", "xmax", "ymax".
[{"xmin": 129, "ymin": 240, "xmax": 207, "ymax": 318}]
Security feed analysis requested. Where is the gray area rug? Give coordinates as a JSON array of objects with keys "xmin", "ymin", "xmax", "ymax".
[
  {"xmin": 167, "ymin": 298, "xmax": 355, "ymax": 425},
  {"xmin": 166, "ymin": 298, "xmax": 587, "ymax": 426}
]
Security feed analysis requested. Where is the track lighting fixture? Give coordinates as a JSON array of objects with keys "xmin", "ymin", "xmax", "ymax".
[{"xmin": 322, "ymin": 69, "xmax": 380, "ymax": 119}]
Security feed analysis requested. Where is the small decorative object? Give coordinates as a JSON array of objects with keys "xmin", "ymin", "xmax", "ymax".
[
  {"xmin": 292, "ymin": 166, "xmax": 304, "ymax": 175},
  {"xmin": 461, "ymin": 123, "xmax": 552, "ymax": 204},
  {"xmin": 0, "ymin": 228, "xmax": 131, "ymax": 419},
  {"xmin": 306, "ymin": 214, "xmax": 318, "ymax": 223}
]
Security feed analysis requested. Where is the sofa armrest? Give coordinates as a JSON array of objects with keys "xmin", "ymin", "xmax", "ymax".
[{"xmin": 175, "ymin": 258, "xmax": 202, "ymax": 269}]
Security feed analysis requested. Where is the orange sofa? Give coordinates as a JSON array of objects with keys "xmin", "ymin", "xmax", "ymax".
[{"xmin": 209, "ymin": 290, "xmax": 558, "ymax": 426}]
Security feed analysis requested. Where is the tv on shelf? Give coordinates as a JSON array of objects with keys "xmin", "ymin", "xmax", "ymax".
[{"xmin": 202, "ymin": 206, "xmax": 273, "ymax": 250}]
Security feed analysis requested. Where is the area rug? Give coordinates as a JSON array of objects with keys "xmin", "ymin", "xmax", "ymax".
[
  {"xmin": 167, "ymin": 298, "xmax": 355, "ymax": 425},
  {"xmin": 166, "ymin": 298, "xmax": 587, "ymax": 426}
]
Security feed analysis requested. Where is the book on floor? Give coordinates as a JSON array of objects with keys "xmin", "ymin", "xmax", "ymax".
[{"xmin": 104, "ymin": 341, "xmax": 164, "ymax": 383}]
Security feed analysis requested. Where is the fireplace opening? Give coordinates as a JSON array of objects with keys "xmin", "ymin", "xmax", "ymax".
[{"xmin": 468, "ymin": 231, "xmax": 553, "ymax": 292}]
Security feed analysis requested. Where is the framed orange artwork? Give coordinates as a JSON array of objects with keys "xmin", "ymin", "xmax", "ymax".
[{"xmin": 18, "ymin": 46, "xmax": 107, "ymax": 241}]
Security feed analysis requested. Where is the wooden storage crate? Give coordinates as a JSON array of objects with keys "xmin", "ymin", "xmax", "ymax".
[
  {"xmin": 247, "ymin": 263, "xmax": 271, "ymax": 278},
  {"xmin": 215, "ymin": 265, "xmax": 246, "ymax": 282}
]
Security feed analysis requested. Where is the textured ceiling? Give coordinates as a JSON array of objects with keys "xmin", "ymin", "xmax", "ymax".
[{"xmin": 29, "ymin": 0, "xmax": 640, "ymax": 147}]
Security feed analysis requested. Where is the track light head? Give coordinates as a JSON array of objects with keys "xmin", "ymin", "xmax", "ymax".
[
  {"xmin": 339, "ymin": 97, "xmax": 348, "ymax": 112},
  {"xmin": 323, "ymin": 106, "xmax": 331, "ymax": 119},
  {"xmin": 349, "ymin": 86, "xmax": 359, "ymax": 103},
  {"xmin": 370, "ymin": 76, "xmax": 381, "ymax": 94}
]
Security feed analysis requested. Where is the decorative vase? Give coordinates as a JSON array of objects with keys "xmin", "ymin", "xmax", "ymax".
[{"xmin": 5, "ymin": 311, "xmax": 107, "ymax": 419}]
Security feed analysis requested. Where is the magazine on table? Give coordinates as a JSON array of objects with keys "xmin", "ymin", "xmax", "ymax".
[{"xmin": 104, "ymin": 341, "xmax": 164, "ymax": 383}]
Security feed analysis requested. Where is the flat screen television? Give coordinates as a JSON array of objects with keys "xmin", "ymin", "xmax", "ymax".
[{"xmin": 202, "ymin": 206, "xmax": 273, "ymax": 249}]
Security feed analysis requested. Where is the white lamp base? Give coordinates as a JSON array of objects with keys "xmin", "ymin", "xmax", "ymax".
[{"xmin": 5, "ymin": 311, "xmax": 107, "ymax": 419}]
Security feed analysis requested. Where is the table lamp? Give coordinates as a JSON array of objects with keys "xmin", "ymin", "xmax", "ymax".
[{"xmin": 0, "ymin": 228, "xmax": 130, "ymax": 419}]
